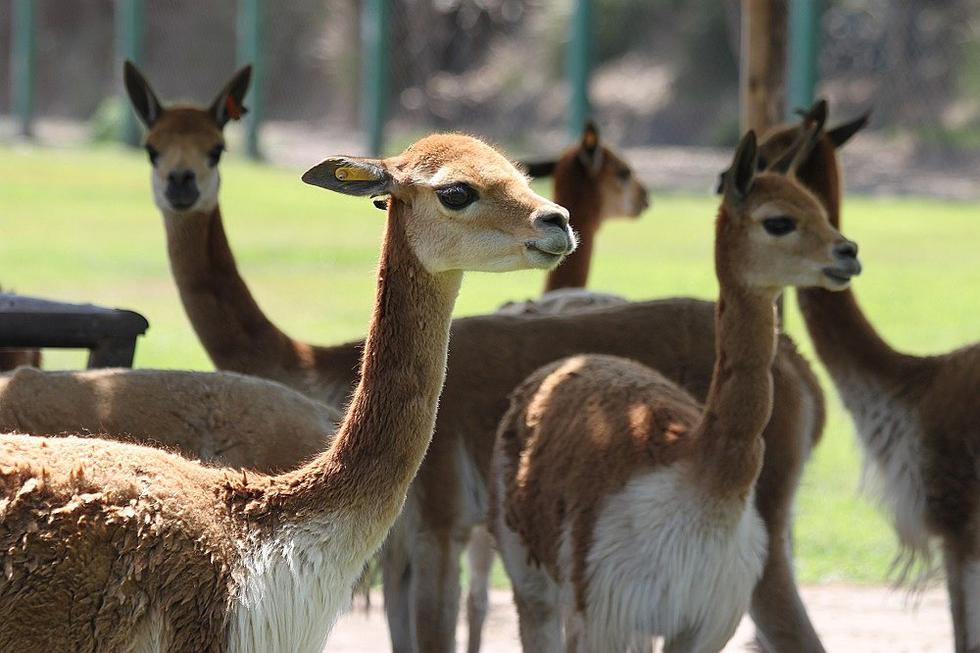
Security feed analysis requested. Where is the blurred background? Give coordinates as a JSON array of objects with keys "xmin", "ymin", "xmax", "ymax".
[
  {"xmin": 0, "ymin": 2, "xmax": 978, "ymax": 648},
  {"xmin": 1, "ymin": 0, "xmax": 979, "ymax": 196}
]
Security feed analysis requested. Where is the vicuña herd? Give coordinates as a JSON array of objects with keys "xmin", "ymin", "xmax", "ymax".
[{"xmin": 0, "ymin": 60, "xmax": 975, "ymax": 653}]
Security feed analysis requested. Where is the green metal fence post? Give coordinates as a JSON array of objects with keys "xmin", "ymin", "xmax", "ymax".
[
  {"xmin": 566, "ymin": 0, "xmax": 592, "ymax": 137},
  {"xmin": 786, "ymin": 0, "xmax": 820, "ymax": 116},
  {"xmin": 361, "ymin": 0, "xmax": 389, "ymax": 157},
  {"xmin": 11, "ymin": 0, "xmax": 37, "ymax": 138},
  {"xmin": 115, "ymin": 0, "xmax": 145, "ymax": 146},
  {"xmin": 237, "ymin": 0, "xmax": 264, "ymax": 160}
]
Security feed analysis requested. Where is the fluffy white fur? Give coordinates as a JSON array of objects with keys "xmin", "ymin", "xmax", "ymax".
[
  {"xmin": 584, "ymin": 465, "xmax": 767, "ymax": 652},
  {"xmin": 845, "ymin": 380, "xmax": 933, "ymax": 579},
  {"xmin": 228, "ymin": 519, "xmax": 366, "ymax": 653}
]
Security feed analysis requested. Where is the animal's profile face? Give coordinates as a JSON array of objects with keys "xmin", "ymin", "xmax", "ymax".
[{"xmin": 303, "ymin": 134, "xmax": 578, "ymax": 274}]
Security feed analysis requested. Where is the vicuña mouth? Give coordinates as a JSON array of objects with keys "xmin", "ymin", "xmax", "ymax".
[
  {"xmin": 823, "ymin": 268, "xmax": 855, "ymax": 284},
  {"xmin": 525, "ymin": 241, "xmax": 567, "ymax": 257}
]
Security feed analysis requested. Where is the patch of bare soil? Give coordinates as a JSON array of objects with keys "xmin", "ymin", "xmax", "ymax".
[{"xmin": 327, "ymin": 585, "xmax": 951, "ymax": 651}]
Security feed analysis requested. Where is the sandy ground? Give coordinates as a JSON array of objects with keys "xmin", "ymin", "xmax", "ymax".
[{"xmin": 328, "ymin": 585, "xmax": 951, "ymax": 652}]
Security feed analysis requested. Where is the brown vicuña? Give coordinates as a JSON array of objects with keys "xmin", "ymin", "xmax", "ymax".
[
  {"xmin": 0, "ymin": 349, "xmax": 39, "ymax": 371},
  {"xmin": 491, "ymin": 129, "xmax": 861, "ymax": 652},
  {"xmin": 111, "ymin": 66, "xmax": 826, "ymax": 652},
  {"xmin": 0, "ymin": 367, "xmax": 341, "ymax": 472},
  {"xmin": 764, "ymin": 99, "xmax": 980, "ymax": 653},
  {"xmin": 522, "ymin": 121, "xmax": 649, "ymax": 292},
  {"xmin": 0, "ymin": 129, "xmax": 575, "ymax": 651}
]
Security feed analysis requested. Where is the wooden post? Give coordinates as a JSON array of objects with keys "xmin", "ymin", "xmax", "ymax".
[
  {"xmin": 740, "ymin": 0, "xmax": 787, "ymax": 135},
  {"xmin": 10, "ymin": 0, "xmax": 37, "ymax": 139},
  {"xmin": 566, "ymin": 0, "xmax": 592, "ymax": 136},
  {"xmin": 740, "ymin": 0, "xmax": 788, "ymax": 321},
  {"xmin": 115, "ymin": 0, "xmax": 145, "ymax": 147},
  {"xmin": 237, "ymin": 0, "xmax": 264, "ymax": 160}
]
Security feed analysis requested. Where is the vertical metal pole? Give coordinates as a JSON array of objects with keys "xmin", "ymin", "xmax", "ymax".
[
  {"xmin": 786, "ymin": 0, "xmax": 820, "ymax": 116},
  {"xmin": 237, "ymin": 0, "xmax": 264, "ymax": 160},
  {"xmin": 11, "ymin": 0, "xmax": 37, "ymax": 138},
  {"xmin": 361, "ymin": 0, "xmax": 389, "ymax": 157},
  {"xmin": 566, "ymin": 0, "xmax": 592, "ymax": 136},
  {"xmin": 115, "ymin": 0, "xmax": 145, "ymax": 146}
]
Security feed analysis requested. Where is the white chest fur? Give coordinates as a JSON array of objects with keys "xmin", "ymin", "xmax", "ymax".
[
  {"xmin": 582, "ymin": 465, "xmax": 767, "ymax": 651},
  {"xmin": 227, "ymin": 521, "xmax": 365, "ymax": 653},
  {"xmin": 843, "ymin": 379, "xmax": 931, "ymax": 571}
]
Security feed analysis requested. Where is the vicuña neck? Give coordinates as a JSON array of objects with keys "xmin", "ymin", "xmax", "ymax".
[
  {"xmin": 696, "ymin": 210, "xmax": 777, "ymax": 499},
  {"xmin": 544, "ymin": 164, "xmax": 600, "ymax": 292},
  {"xmin": 164, "ymin": 205, "xmax": 299, "ymax": 376},
  {"xmin": 272, "ymin": 199, "xmax": 462, "ymax": 546},
  {"xmin": 794, "ymin": 145, "xmax": 913, "ymax": 384}
]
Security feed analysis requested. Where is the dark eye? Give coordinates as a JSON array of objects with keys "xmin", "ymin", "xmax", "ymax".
[
  {"xmin": 756, "ymin": 156, "xmax": 768, "ymax": 170},
  {"xmin": 145, "ymin": 144, "xmax": 159, "ymax": 166},
  {"xmin": 762, "ymin": 216, "xmax": 796, "ymax": 236},
  {"xmin": 207, "ymin": 144, "xmax": 225, "ymax": 167},
  {"xmin": 435, "ymin": 183, "xmax": 477, "ymax": 210},
  {"xmin": 616, "ymin": 167, "xmax": 631, "ymax": 181}
]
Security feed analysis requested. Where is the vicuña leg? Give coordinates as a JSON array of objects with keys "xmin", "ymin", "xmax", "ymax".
[
  {"xmin": 412, "ymin": 528, "xmax": 466, "ymax": 652},
  {"xmin": 944, "ymin": 542, "xmax": 980, "ymax": 653},
  {"xmin": 466, "ymin": 524, "xmax": 495, "ymax": 653},
  {"xmin": 383, "ymin": 526, "xmax": 414, "ymax": 653}
]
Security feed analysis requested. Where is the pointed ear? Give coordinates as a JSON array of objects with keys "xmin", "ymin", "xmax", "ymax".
[
  {"xmin": 123, "ymin": 60, "xmax": 164, "ymax": 128},
  {"xmin": 725, "ymin": 131, "xmax": 758, "ymax": 200},
  {"xmin": 795, "ymin": 98, "xmax": 828, "ymax": 127},
  {"xmin": 209, "ymin": 65, "xmax": 252, "ymax": 128},
  {"xmin": 302, "ymin": 156, "xmax": 393, "ymax": 197},
  {"xmin": 520, "ymin": 159, "xmax": 558, "ymax": 178},
  {"xmin": 828, "ymin": 111, "xmax": 870, "ymax": 149},
  {"xmin": 578, "ymin": 120, "xmax": 603, "ymax": 174},
  {"xmin": 768, "ymin": 123, "xmax": 819, "ymax": 176}
]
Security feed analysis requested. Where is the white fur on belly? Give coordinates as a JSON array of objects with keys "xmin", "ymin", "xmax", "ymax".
[
  {"xmin": 584, "ymin": 465, "xmax": 767, "ymax": 651},
  {"xmin": 227, "ymin": 520, "xmax": 365, "ymax": 653}
]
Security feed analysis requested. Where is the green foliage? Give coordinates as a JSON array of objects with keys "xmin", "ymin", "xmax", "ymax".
[
  {"xmin": 2, "ymin": 146, "xmax": 977, "ymax": 585},
  {"xmin": 89, "ymin": 97, "xmax": 128, "ymax": 144}
]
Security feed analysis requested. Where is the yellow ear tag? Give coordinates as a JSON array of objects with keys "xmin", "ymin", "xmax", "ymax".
[{"xmin": 334, "ymin": 166, "xmax": 377, "ymax": 182}]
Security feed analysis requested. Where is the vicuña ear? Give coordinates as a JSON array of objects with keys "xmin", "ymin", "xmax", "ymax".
[
  {"xmin": 578, "ymin": 120, "xmax": 603, "ymax": 174},
  {"xmin": 123, "ymin": 60, "xmax": 164, "ymax": 128},
  {"xmin": 209, "ymin": 65, "xmax": 252, "ymax": 128},
  {"xmin": 520, "ymin": 159, "xmax": 558, "ymax": 178},
  {"xmin": 726, "ymin": 131, "xmax": 758, "ymax": 200},
  {"xmin": 768, "ymin": 123, "xmax": 819, "ymax": 176},
  {"xmin": 828, "ymin": 111, "xmax": 870, "ymax": 149},
  {"xmin": 302, "ymin": 156, "xmax": 393, "ymax": 198},
  {"xmin": 795, "ymin": 98, "xmax": 828, "ymax": 128}
]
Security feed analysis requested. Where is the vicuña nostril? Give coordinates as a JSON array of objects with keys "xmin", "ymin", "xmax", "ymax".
[
  {"xmin": 536, "ymin": 211, "xmax": 570, "ymax": 230},
  {"xmin": 167, "ymin": 170, "xmax": 196, "ymax": 187},
  {"xmin": 834, "ymin": 240, "xmax": 858, "ymax": 259}
]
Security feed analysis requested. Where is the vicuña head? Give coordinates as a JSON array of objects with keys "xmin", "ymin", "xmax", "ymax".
[
  {"xmin": 303, "ymin": 134, "xmax": 576, "ymax": 273},
  {"xmin": 718, "ymin": 127, "xmax": 862, "ymax": 294},
  {"xmin": 124, "ymin": 60, "xmax": 249, "ymax": 214},
  {"xmin": 0, "ymin": 133, "xmax": 572, "ymax": 652}
]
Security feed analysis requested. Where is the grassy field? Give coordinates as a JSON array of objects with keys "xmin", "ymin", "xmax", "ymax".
[{"xmin": 1, "ymin": 144, "xmax": 977, "ymax": 585}]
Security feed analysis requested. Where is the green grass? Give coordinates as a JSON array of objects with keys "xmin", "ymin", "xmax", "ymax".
[{"xmin": 2, "ymin": 144, "xmax": 978, "ymax": 585}]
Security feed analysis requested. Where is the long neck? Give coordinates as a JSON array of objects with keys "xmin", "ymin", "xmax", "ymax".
[
  {"xmin": 164, "ymin": 206, "xmax": 303, "ymax": 376},
  {"xmin": 544, "ymin": 160, "xmax": 600, "ymax": 292},
  {"xmin": 695, "ymin": 213, "xmax": 776, "ymax": 499},
  {"xmin": 270, "ymin": 200, "xmax": 462, "ymax": 549},
  {"xmin": 795, "ymin": 143, "xmax": 913, "ymax": 385}
]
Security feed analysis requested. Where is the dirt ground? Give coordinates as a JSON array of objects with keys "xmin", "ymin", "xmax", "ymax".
[{"xmin": 328, "ymin": 584, "xmax": 951, "ymax": 652}]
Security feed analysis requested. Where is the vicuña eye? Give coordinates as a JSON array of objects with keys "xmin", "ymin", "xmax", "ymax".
[
  {"xmin": 762, "ymin": 216, "xmax": 796, "ymax": 236},
  {"xmin": 435, "ymin": 183, "xmax": 477, "ymax": 210},
  {"xmin": 207, "ymin": 144, "xmax": 225, "ymax": 167},
  {"xmin": 145, "ymin": 144, "xmax": 160, "ymax": 166}
]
